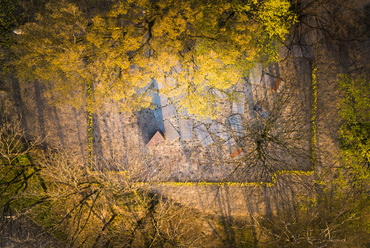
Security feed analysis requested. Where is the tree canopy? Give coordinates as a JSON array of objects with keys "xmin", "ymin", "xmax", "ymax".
[{"xmin": 11, "ymin": 0, "xmax": 296, "ymax": 116}]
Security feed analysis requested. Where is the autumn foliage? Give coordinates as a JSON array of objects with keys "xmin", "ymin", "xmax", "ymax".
[{"xmin": 11, "ymin": 0, "xmax": 296, "ymax": 116}]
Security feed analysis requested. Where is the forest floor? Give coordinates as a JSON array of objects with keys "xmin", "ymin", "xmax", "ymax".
[{"xmin": 1, "ymin": 0, "xmax": 369, "ymax": 219}]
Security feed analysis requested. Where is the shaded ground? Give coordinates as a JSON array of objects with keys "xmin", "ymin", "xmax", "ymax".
[
  {"xmin": 0, "ymin": 216, "xmax": 61, "ymax": 248},
  {"xmin": 1, "ymin": 0, "xmax": 369, "ymax": 220}
]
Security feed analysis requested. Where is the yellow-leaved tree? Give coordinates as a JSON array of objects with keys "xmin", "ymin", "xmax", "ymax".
[{"xmin": 12, "ymin": 0, "xmax": 296, "ymax": 116}]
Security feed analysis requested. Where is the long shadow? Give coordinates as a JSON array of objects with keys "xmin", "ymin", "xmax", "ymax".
[
  {"xmin": 48, "ymin": 89, "xmax": 66, "ymax": 150},
  {"xmin": 119, "ymin": 115, "xmax": 129, "ymax": 166},
  {"xmin": 33, "ymin": 81, "xmax": 47, "ymax": 149},
  {"xmin": 266, "ymin": 182, "xmax": 287, "ymax": 219},
  {"xmin": 291, "ymin": 56, "xmax": 312, "ymax": 109},
  {"xmin": 11, "ymin": 78, "xmax": 28, "ymax": 131},
  {"xmin": 243, "ymin": 186, "xmax": 260, "ymax": 246},
  {"xmin": 101, "ymin": 112, "xmax": 114, "ymax": 161},
  {"xmin": 263, "ymin": 186, "xmax": 273, "ymax": 219},
  {"xmin": 245, "ymin": 82, "xmax": 256, "ymax": 120},
  {"xmin": 338, "ymin": 43, "xmax": 351, "ymax": 75},
  {"xmin": 214, "ymin": 185, "xmax": 261, "ymax": 247},
  {"xmin": 73, "ymin": 107, "xmax": 87, "ymax": 165},
  {"xmin": 52, "ymin": 105, "xmax": 65, "ymax": 150},
  {"xmin": 275, "ymin": 179, "xmax": 301, "ymax": 220},
  {"xmin": 215, "ymin": 186, "xmax": 236, "ymax": 247},
  {"xmin": 266, "ymin": 63, "xmax": 281, "ymax": 108},
  {"xmin": 136, "ymin": 108, "xmax": 159, "ymax": 146},
  {"xmin": 91, "ymin": 113, "xmax": 103, "ymax": 168}
]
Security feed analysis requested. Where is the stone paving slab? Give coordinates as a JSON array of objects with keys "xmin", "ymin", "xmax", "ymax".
[
  {"xmin": 194, "ymin": 124, "xmax": 214, "ymax": 147},
  {"xmin": 163, "ymin": 120, "xmax": 180, "ymax": 142}
]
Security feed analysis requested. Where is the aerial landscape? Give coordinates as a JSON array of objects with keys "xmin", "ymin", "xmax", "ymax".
[{"xmin": 0, "ymin": 0, "xmax": 369, "ymax": 247}]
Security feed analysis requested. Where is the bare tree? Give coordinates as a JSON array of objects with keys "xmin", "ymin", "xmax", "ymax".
[
  {"xmin": 0, "ymin": 116, "xmax": 217, "ymax": 247},
  {"xmin": 207, "ymin": 82, "xmax": 312, "ymax": 183}
]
